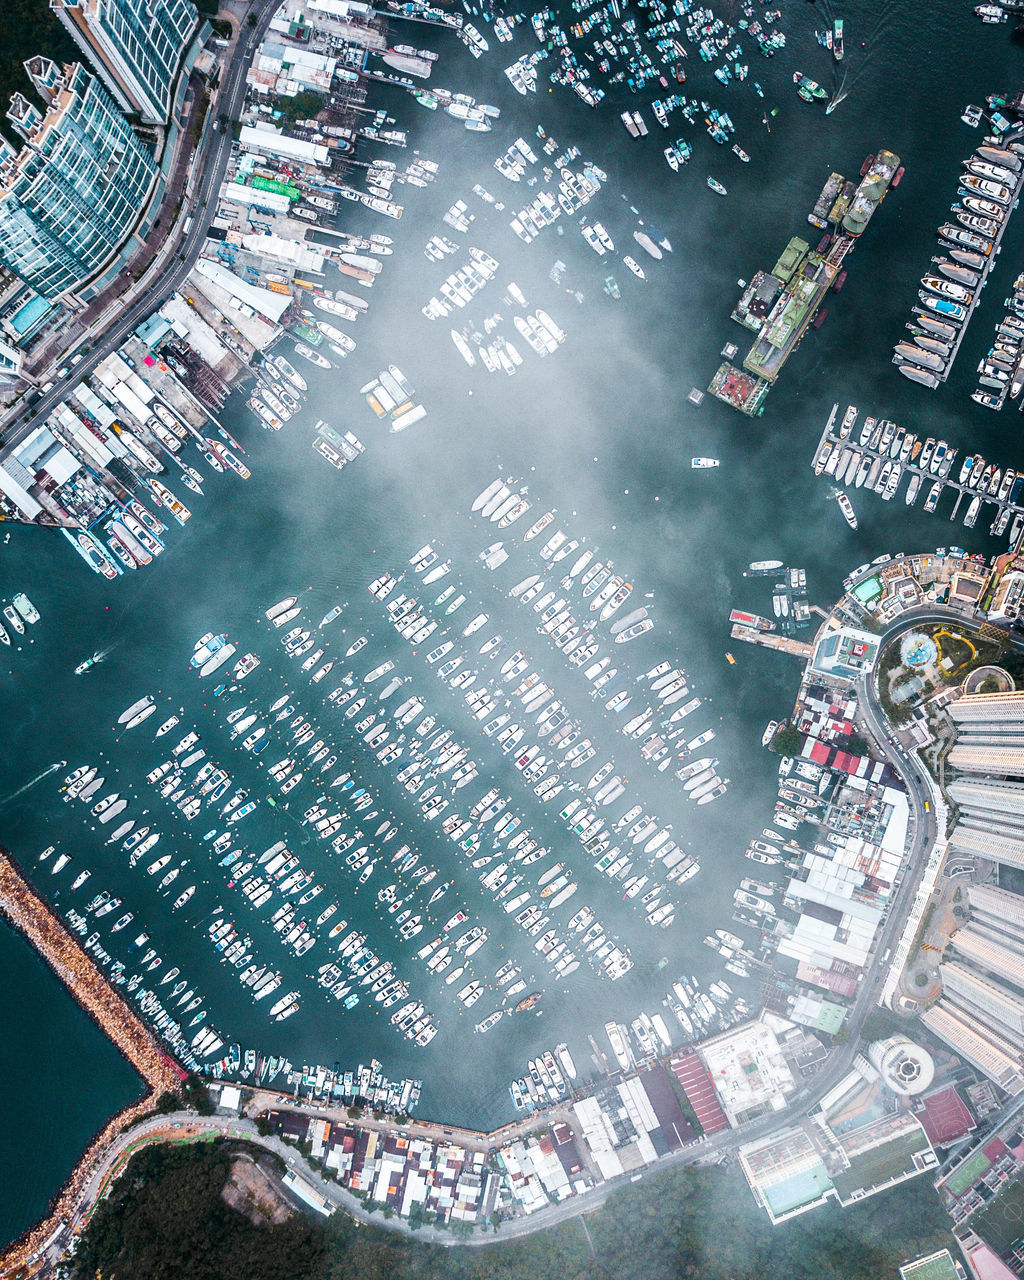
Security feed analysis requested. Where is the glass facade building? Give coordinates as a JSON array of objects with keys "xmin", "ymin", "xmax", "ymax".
[
  {"xmin": 51, "ymin": 0, "xmax": 199, "ymax": 125},
  {"xmin": 0, "ymin": 60, "xmax": 159, "ymax": 299}
]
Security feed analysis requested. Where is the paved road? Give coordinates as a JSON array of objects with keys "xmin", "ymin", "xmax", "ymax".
[{"xmin": 0, "ymin": 0, "xmax": 281, "ymax": 456}]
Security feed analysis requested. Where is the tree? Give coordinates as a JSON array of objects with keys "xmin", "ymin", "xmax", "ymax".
[
  {"xmin": 845, "ymin": 734, "xmax": 870, "ymax": 756},
  {"xmin": 272, "ymin": 89, "xmax": 325, "ymax": 126},
  {"xmin": 979, "ymin": 675, "xmax": 1002, "ymax": 694},
  {"xmin": 154, "ymin": 1091, "xmax": 178, "ymax": 1115},
  {"xmin": 182, "ymin": 1075, "xmax": 215, "ymax": 1116},
  {"xmin": 255, "ymin": 1115, "xmax": 273, "ymax": 1137},
  {"xmin": 770, "ymin": 724, "xmax": 803, "ymax": 757}
]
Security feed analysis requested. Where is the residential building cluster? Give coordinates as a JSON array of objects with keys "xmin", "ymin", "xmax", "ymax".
[
  {"xmin": 270, "ymin": 1109, "xmax": 527, "ymax": 1224},
  {"xmin": 0, "ymin": 0, "xmax": 206, "ymax": 351},
  {"xmin": 266, "ymin": 1060, "xmax": 704, "ymax": 1226}
]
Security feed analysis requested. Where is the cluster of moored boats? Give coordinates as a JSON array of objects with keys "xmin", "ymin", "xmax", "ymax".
[
  {"xmin": 814, "ymin": 403, "xmax": 1024, "ymax": 538},
  {"xmin": 971, "ymin": 270, "xmax": 1024, "ymax": 411},
  {"xmin": 509, "ymin": 1040, "xmax": 576, "ymax": 1109},
  {"xmin": 57, "ymin": 385, "xmax": 245, "ymax": 579},
  {"xmin": 449, "ymin": 297, "xmax": 565, "ymax": 374},
  {"xmin": 248, "ymin": 353, "xmax": 309, "ymax": 433},
  {"xmin": 467, "ymin": 476, "xmax": 727, "ymax": 798},
  {"xmin": 0, "ymin": 591, "xmax": 39, "ymax": 647},
  {"xmin": 894, "ymin": 139, "xmax": 1023, "ymax": 389}
]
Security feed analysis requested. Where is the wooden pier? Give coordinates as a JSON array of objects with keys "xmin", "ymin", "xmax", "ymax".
[{"xmin": 730, "ymin": 623, "xmax": 813, "ymax": 659}]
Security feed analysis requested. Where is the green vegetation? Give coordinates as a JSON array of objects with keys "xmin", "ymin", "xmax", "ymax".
[
  {"xmin": 0, "ymin": 0, "xmax": 77, "ymax": 147},
  {"xmin": 273, "ymin": 89, "xmax": 326, "ymax": 126},
  {"xmin": 875, "ymin": 640, "xmax": 916, "ymax": 727},
  {"xmin": 978, "ymin": 675, "xmax": 1003, "ymax": 695},
  {"xmin": 192, "ymin": 90, "xmax": 211, "ymax": 146},
  {"xmin": 181, "ymin": 1075, "xmax": 215, "ymax": 1116},
  {"xmin": 68, "ymin": 1137, "xmax": 956, "ymax": 1280},
  {"xmin": 68, "ymin": 1144, "xmax": 326, "ymax": 1280},
  {"xmin": 770, "ymin": 724, "xmax": 802, "ymax": 757},
  {"xmin": 859, "ymin": 1007, "xmax": 900, "ymax": 1044},
  {"xmin": 845, "ymin": 733, "xmax": 870, "ymax": 756}
]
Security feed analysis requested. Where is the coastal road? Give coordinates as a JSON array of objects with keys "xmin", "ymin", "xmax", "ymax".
[
  {"xmin": 0, "ymin": 0, "xmax": 282, "ymax": 458},
  {"xmin": 26, "ymin": 603, "xmax": 1015, "ymax": 1264}
]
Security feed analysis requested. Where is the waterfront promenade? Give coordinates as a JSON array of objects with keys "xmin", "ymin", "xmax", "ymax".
[{"xmin": 0, "ymin": 848, "xmax": 182, "ymax": 1278}]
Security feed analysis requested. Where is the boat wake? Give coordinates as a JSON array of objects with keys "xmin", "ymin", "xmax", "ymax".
[
  {"xmin": 75, "ymin": 644, "xmax": 116, "ymax": 675},
  {"xmin": 0, "ymin": 760, "xmax": 67, "ymax": 807}
]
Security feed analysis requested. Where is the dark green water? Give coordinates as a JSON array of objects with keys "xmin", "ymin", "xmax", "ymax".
[
  {"xmin": 2, "ymin": 0, "xmax": 1023, "ymax": 1246},
  {"xmin": 0, "ymin": 922, "xmax": 144, "ymax": 1245}
]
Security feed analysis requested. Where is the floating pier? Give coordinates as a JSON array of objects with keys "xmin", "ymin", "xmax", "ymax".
[{"xmin": 812, "ymin": 403, "xmax": 1024, "ymax": 540}]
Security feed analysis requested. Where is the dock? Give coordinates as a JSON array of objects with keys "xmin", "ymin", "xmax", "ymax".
[
  {"xmin": 730, "ymin": 623, "xmax": 813, "ymax": 658},
  {"xmin": 812, "ymin": 403, "xmax": 1023, "ymax": 540},
  {"xmin": 0, "ymin": 846, "xmax": 183, "ymax": 1277}
]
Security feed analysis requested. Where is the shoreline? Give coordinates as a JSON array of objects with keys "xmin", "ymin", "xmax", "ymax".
[
  {"xmin": 0, "ymin": 847, "xmax": 183, "ymax": 1279},
  {"xmin": 0, "ymin": 547, "xmax": 999, "ymax": 1265}
]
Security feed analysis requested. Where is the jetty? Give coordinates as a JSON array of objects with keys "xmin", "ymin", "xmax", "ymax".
[
  {"xmin": 0, "ymin": 846, "xmax": 183, "ymax": 1278},
  {"xmin": 812, "ymin": 403, "xmax": 1024, "ymax": 539},
  {"xmin": 729, "ymin": 623, "xmax": 813, "ymax": 658}
]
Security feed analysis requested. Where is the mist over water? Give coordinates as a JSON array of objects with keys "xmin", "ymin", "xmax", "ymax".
[{"xmin": 2, "ymin": 0, "xmax": 1023, "ymax": 1245}]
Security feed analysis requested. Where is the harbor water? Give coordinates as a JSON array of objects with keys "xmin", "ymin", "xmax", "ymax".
[{"xmin": 2, "ymin": 0, "xmax": 1024, "ymax": 1244}]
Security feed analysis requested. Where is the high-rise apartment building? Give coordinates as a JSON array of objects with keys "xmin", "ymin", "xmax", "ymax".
[
  {"xmin": 0, "ymin": 59, "xmax": 159, "ymax": 300},
  {"xmin": 50, "ymin": 0, "xmax": 199, "ymax": 125},
  {"xmin": 941, "ymin": 961, "xmax": 1024, "ymax": 1036},
  {"xmin": 920, "ymin": 1003, "xmax": 1024, "ymax": 1096}
]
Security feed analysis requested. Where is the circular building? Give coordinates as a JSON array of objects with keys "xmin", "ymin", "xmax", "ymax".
[
  {"xmin": 963, "ymin": 665, "xmax": 1014, "ymax": 696},
  {"xmin": 868, "ymin": 1036, "xmax": 935, "ymax": 1096},
  {"xmin": 900, "ymin": 632, "xmax": 938, "ymax": 672}
]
